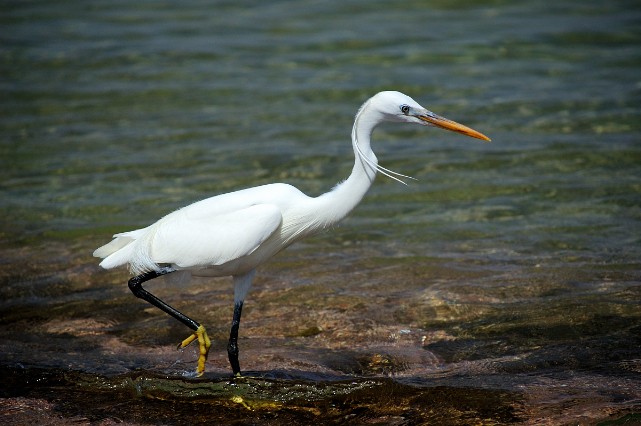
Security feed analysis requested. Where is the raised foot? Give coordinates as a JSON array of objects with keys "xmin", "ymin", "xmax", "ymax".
[{"xmin": 178, "ymin": 325, "xmax": 211, "ymax": 376}]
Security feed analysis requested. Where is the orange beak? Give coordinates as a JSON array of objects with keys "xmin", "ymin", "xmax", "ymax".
[{"xmin": 418, "ymin": 113, "xmax": 491, "ymax": 142}]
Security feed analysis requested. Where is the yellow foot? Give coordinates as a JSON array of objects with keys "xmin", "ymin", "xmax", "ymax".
[{"xmin": 177, "ymin": 325, "xmax": 211, "ymax": 376}]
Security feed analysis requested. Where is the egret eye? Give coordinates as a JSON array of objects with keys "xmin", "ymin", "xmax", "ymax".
[{"xmin": 400, "ymin": 105, "xmax": 410, "ymax": 115}]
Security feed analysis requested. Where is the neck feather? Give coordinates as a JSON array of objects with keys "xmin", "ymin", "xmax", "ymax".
[{"xmin": 312, "ymin": 105, "xmax": 380, "ymax": 226}]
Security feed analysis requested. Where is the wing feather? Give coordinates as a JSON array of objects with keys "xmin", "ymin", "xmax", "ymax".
[{"xmin": 149, "ymin": 204, "xmax": 282, "ymax": 270}]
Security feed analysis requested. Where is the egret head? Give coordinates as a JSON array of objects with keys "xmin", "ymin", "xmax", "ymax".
[{"xmin": 370, "ymin": 91, "xmax": 491, "ymax": 142}]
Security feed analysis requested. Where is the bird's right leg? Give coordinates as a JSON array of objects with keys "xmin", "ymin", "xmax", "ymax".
[{"xmin": 128, "ymin": 266, "xmax": 211, "ymax": 376}]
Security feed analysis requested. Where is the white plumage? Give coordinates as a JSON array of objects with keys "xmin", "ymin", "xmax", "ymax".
[{"xmin": 93, "ymin": 91, "xmax": 490, "ymax": 376}]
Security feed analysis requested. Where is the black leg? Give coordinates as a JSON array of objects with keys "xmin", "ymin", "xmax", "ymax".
[
  {"xmin": 128, "ymin": 266, "xmax": 212, "ymax": 376},
  {"xmin": 227, "ymin": 301, "xmax": 243, "ymax": 376},
  {"xmin": 128, "ymin": 266, "xmax": 200, "ymax": 331}
]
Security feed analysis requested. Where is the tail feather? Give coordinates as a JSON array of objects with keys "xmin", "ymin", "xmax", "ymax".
[
  {"xmin": 93, "ymin": 229, "xmax": 148, "ymax": 271},
  {"xmin": 93, "ymin": 235, "xmax": 133, "ymax": 258},
  {"xmin": 98, "ymin": 242, "xmax": 136, "ymax": 270}
]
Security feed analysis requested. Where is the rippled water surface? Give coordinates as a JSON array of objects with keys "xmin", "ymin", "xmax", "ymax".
[{"xmin": 1, "ymin": 1, "xmax": 640, "ymax": 424}]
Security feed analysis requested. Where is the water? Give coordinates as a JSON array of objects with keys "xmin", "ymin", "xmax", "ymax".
[{"xmin": 1, "ymin": 0, "xmax": 640, "ymax": 424}]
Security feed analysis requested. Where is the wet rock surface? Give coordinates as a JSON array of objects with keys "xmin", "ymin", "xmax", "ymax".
[{"xmin": 2, "ymin": 366, "xmax": 523, "ymax": 425}]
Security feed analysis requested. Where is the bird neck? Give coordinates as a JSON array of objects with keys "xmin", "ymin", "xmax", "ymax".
[
  {"xmin": 313, "ymin": 105, "xmax": 380, "ymax": 225},
  {"xmin": 347, "ymin": 107, "xmax": 380, "ymax": 189}
]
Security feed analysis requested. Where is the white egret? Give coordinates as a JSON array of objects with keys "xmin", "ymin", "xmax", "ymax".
[{"xmin": 94, "ymin": 91, "xmax": 490, "ymax": 376}]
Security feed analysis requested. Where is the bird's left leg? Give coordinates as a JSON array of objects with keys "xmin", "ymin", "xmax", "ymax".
[
  {"xmin": 228, "ymin": 271, "xmax": 255, "ymax": 376},
  {"xmin": 228, "ymin": 301, "xmax": 244, "ymax": 376},
  {"xmin": 128, "ymin": 266, "xmax": 211, "ymax": 376}
]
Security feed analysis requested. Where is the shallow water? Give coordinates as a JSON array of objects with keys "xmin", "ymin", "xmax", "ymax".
[{"xmin": 1, "ymin": 0, "xmax": 641, "ymax": 424}]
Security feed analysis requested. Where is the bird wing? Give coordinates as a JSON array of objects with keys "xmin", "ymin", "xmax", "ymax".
[{"xmin": 148, "ymin": 203, "xmax": 283, "ymax": 270}]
